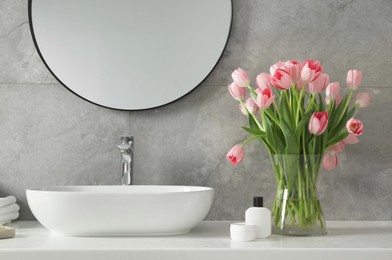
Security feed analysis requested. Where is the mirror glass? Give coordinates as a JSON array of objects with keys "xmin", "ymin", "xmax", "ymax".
[{"xmin": 29, "ymin": 0, "xmax": 232, "ymax": 110}]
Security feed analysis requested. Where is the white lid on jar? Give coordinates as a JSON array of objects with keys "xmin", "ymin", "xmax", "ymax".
[{"xmin": 230, "ymin": 223, "xmax": 256, "ymax": 242}]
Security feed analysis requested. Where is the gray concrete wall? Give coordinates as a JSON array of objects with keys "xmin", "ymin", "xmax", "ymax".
[{"xmin": 1, "ymin": 0, "xmax": 391, "ymax": 221}]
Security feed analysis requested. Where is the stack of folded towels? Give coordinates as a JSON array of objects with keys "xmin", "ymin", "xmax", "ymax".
[{"xmin": 0, "ymin": 196, "xmax": 20, "ymax": 225}]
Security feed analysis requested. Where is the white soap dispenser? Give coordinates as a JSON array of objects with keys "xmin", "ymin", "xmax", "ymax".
[{"xmin": 245, "ymin": 196, "xmax": 271, "ymax": 238}]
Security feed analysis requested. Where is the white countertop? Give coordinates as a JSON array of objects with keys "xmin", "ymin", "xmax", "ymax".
[{"xmin": 0, "ymin": 221, "xmax": 391, "ymax": 260}]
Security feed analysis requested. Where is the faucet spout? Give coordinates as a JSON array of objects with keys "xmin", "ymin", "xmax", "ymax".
[{"xmin": 117, "ymin": 136, "xmax": 133, "ymax": 185}]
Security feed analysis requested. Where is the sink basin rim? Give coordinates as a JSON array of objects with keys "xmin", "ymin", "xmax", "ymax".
[{"xmin": 26, "ymin": 185, "xmax": 213, "ymax": 195}]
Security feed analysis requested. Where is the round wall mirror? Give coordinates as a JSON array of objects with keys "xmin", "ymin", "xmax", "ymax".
[{"xmin": 29, "ymin": 0, "xmax": 232, "ymax": 110}]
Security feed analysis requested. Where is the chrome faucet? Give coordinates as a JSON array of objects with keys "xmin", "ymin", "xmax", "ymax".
[{"xmin": 117, "ymin": 136, "xmax": 133, "ymax": 185}]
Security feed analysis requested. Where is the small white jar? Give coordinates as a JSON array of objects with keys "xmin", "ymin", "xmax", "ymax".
[{"xmin": 230, "ymin": 223, "xmax": 256, "ymax": 242}]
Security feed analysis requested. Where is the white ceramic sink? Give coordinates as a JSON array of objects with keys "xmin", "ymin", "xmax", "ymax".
[{"xmin": 26, "ymin": 185, "xmax": 214, "ymax": 237}]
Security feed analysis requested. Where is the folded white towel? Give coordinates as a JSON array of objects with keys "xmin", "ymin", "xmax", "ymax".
[
  {"xmin": 0, "ymin": 219, "xmax": 11, "ymax": 225},
  {"xmin": 0, "ymin": 196, "xmax": 16, "ymax": 208},
  {"xmin": 0, "ymin": 203, "xmax": 20, "ymax": 215},
  {"xmin": 0, "ymin": 212, "xmax": 19, "ymax": 225}
]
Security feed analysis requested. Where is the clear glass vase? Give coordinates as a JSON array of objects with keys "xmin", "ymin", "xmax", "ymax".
[{"xmin": 271, "ymin": 154, "xmax": 327, "ymax": 236}]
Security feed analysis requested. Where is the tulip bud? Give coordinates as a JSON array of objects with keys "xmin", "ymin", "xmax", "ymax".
[
  {"xmin": 308, "ymin": 111, "xmax": 328, "ymax": 135},
  {"xmin": 335, "ymin": 95, "xmax": 343, "ymax": 107},
  {"xmin": 323, "ymin": 150, "xmax": 338, "ymax": 170},
  {"xmin": 347, "ymin": 69, "xmax": 362, "ymax": 90},
  {"xmin": 239, "ymin": 103, "xmax": 247, "ymax": 115},
  {"xmin": 343, "ymin": 133, "xmax": 359, "ymax": 145},
  {"xmin": 252, "ymin": 88, "xmax": 262, "ymax": 103},
  {"xmin": 240, "ymin": 97, "xmax": 259, "ymax": 115},
  {"xmin": 296, "ymin": 77, "xmax": 304, "ymax": 91},
  {"xmin": 355, "ymin": 92, "xmax": 371, "ymax": 108},
  {"xmin": 332, "ymin": 141, "xmax": 345, "ymax": 153},
  {"xmin": 231, "ymin": 68, "xmax": 250, "ymax": 88},
  {"xmin": 226, "ymin": 145, "xmax": 245, "ymax": 166},
  {"xmin": 309, "ymin": 73, "xmax": 330, "ymax": 95},
  {"xmin": 228, "ymin": 82, "xmax": 246, "ymax": 101},
  {"xmin": 256, "ymin": 73, "xmax": 272, "ymax": 90},
  {"xmin": 326, "ymin": 82, "xmax": 340, "ymax": 101}
]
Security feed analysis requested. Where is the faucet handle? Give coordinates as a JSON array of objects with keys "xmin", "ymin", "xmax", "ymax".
[
  {"xmin": 120, "ymin": 136, "xmax": 133, "ymax": 143},
  {"xmin": 117, "ymin": 136, "xmax": 133, "ymax": 151}
]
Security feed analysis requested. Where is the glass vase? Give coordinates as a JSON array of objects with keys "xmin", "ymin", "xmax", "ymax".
[{"xmin": 271, "ymin": 154, "xmax": 327, "ymax": 236}]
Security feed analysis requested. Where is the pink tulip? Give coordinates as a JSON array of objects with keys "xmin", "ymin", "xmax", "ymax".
[
  {"xmin": 246, "ymin": 97, "xmax": 259, "ymax": 114},
  {"xmin": 256, "ymin": 73, "xmax": 272, "ymax": 89},
  {"xmin": 252, "ymin": 87, "xmax": 262, "ymax": 103},
  {"xmin": 256, "ymin": 87, "xmax": 275, "ymax": 109},
  {"xmin": 231, "ymin": 68, "xmax": 250, "ymax": 88},
  {"xmin": 309, "ymin": 111, "xmax": 328, "ymax": 135},
  {"xmin": 335, "ymin": 95, "xmax": 343, "ymax": 107},
  {"xmin": 271, "ymin": 69, "xmax": 293, "ymax": 90},
  {"xmin": 301, "ymin": 59, "xmax": 323, "ymax": 83},
  {"xmin": 238, "ymin": 103, "xmax": 248, "ymax": 116},
  {"xmin": 355, "ymin": 92, "xmax": 371, "ymax": 108},
  {"xmin": 240, "ymin": 97, "xmax": 259, "ymax": 115},
  {"xmin": 323, "ymin": 150, "xmax": 338, "ymax": 170},
  {"xmin": 270, "ymin": 60, "xmax": 288, "ymax": 76},
  {"xmin": 343, "ymin": 133, "xmax": 359, "ymax": 145},
  {"xmin": 346, "ymin": 118, "xmax": 363, "ymax": 136},
  {"xmin": 326, "ymin": 82, "xmax": 340, "ymax": 101},
  {"xmin": 296, "ymin": 77, "xmax": 304, "ymax": 90},
  {"xmin": 228, "ymin": 82, "xmax": 246, "ymax": 101},
  {"xmin": 285, "ymin": 60, "xmax": 302, "ymax": 83},
  {"xmin": 326, "ymin": 94, "xmax": 343, "ymax": 107},
  {"xmin": 226, "ymin": 145, "xmax": 245, "ymax": 166},
  {"xmin": 346, "ymin": 69, "xmax": 362, "ymax": 90},
  {"xmin": 332, "ymin": 141, "xmax": 345, "ymax": 153},
  {"xmin": 239, "ymin": 103, "xmax": 247, "ymax": 115},
  {"xmin": 309, "ymin": 73, "xmax": 330, "ymax": 94}
]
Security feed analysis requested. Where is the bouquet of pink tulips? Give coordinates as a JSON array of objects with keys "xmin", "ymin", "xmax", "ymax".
[{"xmin": 226, "ymin": 59, "xmax": 370, "ymax": 233}]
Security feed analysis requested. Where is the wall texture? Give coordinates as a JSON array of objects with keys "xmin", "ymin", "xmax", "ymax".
[{"xmin": 0, "ymin": 0, "xmax": 391, "ymax": 221}]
